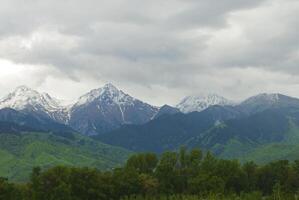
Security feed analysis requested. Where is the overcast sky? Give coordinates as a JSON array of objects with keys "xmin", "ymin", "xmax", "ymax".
[{"xmin": 0, "ymin": 0, "xmax": 299, "ymax": 106}]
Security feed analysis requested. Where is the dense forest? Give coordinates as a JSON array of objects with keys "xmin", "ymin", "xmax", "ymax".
[{"xmin": 1, "ymin": 148, "xmax": 299, "ymax": 200}]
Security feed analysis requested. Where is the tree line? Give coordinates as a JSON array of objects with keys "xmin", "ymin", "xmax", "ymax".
[{"xmin": 1, "ymin": 148, "xmax": 299, "ymax": 200}]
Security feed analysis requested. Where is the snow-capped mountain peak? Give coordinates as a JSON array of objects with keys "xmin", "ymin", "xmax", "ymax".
[
  {"xmin": 177, "ymin": 93, "xmax": 233, "ymax": 113},
  {"xmin": 74, "ymin": 83, "xmax": 135, "ymax": 107},
  {"xmin": 10, "ymin": 85, "xmax": 40, "ymax": 100},
  {"xmin": 70, "ymin": 83, "xmax": 159, "ymax": 135},
  {"xmin": 0, "ymin": 85, "xmax": 69, "ymax": 123},
  {"xmin": 0, "ymin": 85, "xmax": 59, "ymax": 110},
  {"xmin": 241, "ymin": 93, "xmax": 281, "ymax": 105},
  {"xmin": 236, "ymin": 93, "xmax": 299, "ymax": 115},
  {"xmin": 103, "ymin": 83, "xmax": 118, "ymax": 91}
]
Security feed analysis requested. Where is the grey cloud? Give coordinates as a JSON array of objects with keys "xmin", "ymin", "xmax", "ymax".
[
  {"xmin": 0, "ymin": 0, "xmax": 299, "ymax": 105},
  {"xmin": 202, "ymin": 0, "xmax": 299, "ymax": 73},
  {"xmin": 167, "ymin": 0, "xmax": 266, "ymax": 29}
]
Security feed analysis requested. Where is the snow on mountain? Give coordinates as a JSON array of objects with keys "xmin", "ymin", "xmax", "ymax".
[
  {"xmin": 240, "ymin": 93, "xmax": 280, "ymax": 105},
  {"xmin": 0, "ymin": 85, "xmax": 68, "ymax": 123},
  {"xmin": 69, "ymin": 83, "xmax": 159, "ymax": 135},
  {"xmin": 0, "ymin": 84, "xmax": 159, "ymax": 135},
  {"xmin": 177, "ymin": 94, "xmax": 234, "ymax": 113},
  {"xmin": 0, "ymin": 86, "xmax": 61, "ymax": 110},
  {"xmin": 238, "ymin": 93, "xmax": 299, "ymax": 115},
  {"xmin": 6, "ymin": 85, "xmax": 298, "ymax": 136},
  {"xmin": 74, "ymin": 83, "xmax": 136, "ymax": 109}
]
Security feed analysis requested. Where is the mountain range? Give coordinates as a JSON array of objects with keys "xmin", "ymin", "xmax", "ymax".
[
  {"xmin": 0, "ymin": 84, "xmax": 236, "ymax": 136},
  {"xmin": 2, "ymin": 84, "xmax": 299, "ymax": 181},
  {"xmin": 96, "ymin": 93, "xmax": 299, "ymax": 164},
  {"xmin": 0, "ymin": 84, "xmax": 159, "ymax": 136}
]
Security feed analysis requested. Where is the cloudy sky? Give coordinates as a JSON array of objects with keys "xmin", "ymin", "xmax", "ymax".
[{"xmin": 0, "ymin": 0, "xmax": 299, "ymax": 106}]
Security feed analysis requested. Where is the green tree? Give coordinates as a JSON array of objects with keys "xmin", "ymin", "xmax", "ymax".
[
  {"xmin": 126, "ymin": 153, "xmax": 158, "ymax": 174},
  {"xmin": 188, "ymin": 174, "xmax": 225, "ymax": 195},
  {"xmin": 69, "ymin": 168, "xmax": 113, "ymax": 200},
  {"xmin": 215, "ymin": 159, "xmax": 247, "ymax": 194},
  {"xmin": 138, "ymin": 174, "xmax": 159, "ymax": 195},
  {"xmin": 33, "ymin": 166, "xmax": 72, "ymax": 200},
  {"xmin": 113, "ymin": 167, "xmax": 142, "ymax": 198},
  {"xmin": 189, "ymin": 148, "xmax": 203, "ymax": 169},
  {"xmin": 242, "ymin": 161, "xmax": 258, "ymax": 192},
  {"xmin": 257, "ymin": 160, "xmax": 289, "ymax": 194},
  {"xmin": 155, "ymin": 151, "xmax": 178, "ymax": 194},
  {"xmin": 0, "ymin": 177, "xmax": 23, "ymax": 200}
]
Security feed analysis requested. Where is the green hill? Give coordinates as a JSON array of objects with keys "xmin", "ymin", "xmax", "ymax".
[
  {"xmin": 236, "ymin": 124, "xmax": 299, "ymax": 164},
  {"xmin": 190, "ymin": 109, "xmax": 299, "ymax": 163},
  {"xmin": 0, "ymin": 132, "xmax": 131, "ymax": 182}
]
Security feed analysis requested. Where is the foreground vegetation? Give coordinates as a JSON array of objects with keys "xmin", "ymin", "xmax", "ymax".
[{"xmin": 1, "ymin": 148, "xmax": 299, "ymax": 200}]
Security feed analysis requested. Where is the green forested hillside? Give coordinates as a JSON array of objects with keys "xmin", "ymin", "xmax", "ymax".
[
  {"xmin": 1, "ymin": 149, "xmax": 299, "ymax": 200},
  {"xmin": 188, "ymin": 109, "xmax": 299, "ymax": 163},
  {"xmin": 0, "ymin": 132, "xmax": 131, "ymax": 181},
  {"xmin": 96, "ymin": 107, "xmax": 299, "ymax": 164}
]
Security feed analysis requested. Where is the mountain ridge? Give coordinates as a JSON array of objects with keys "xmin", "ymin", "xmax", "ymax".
[
  {"xmin": 1, "ymin": 84, "xmax": 299, "ymax": 136},
  {"xmin": 2, "ymin": 86, "xmax": 299, "ymax": 164},
  {"xmin": 95, "ymin": 93, "xmax": 299, "ymax": 163}
]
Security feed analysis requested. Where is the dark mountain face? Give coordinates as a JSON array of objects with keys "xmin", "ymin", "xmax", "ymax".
[
  {"xmin": 153, "ymin": 105, "xmax": 181, "ymax": 119},
  {"xmin": 184, "ymin": 106, "xmax": 299, "ymax": 162},
  {"xmin": 0, "ymin": 121, "xmax": 38, "ymax": 134},
  {"xmin": 236, "ymin": 93, "xmax": 299, "ymax": 115},
  {"xmin": 96, "ymin": 105, "xmax": 241, "ymax": 153},
  {"xmin": 0, "ymin": 108, "xmax": 75, "ymax": 138},
  {"xmin": 193, "ymin": 94, "xmax": 299, "ymax": 151},
  {"xmin": 0, "ymin": 108, "xmax": 43, "ymax": 128},
  {"xmin": 190, "ymin": 109, "xmax": 292, "ymax": 149},
  {"xmin": 69, "ymin": 84, "xmax": 158, "ymax": 135}
]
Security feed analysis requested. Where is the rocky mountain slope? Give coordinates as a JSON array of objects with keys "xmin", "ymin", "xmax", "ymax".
[{"xmin": 69, "ymin": 83, "xmax": 159, "ymax": 135}]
